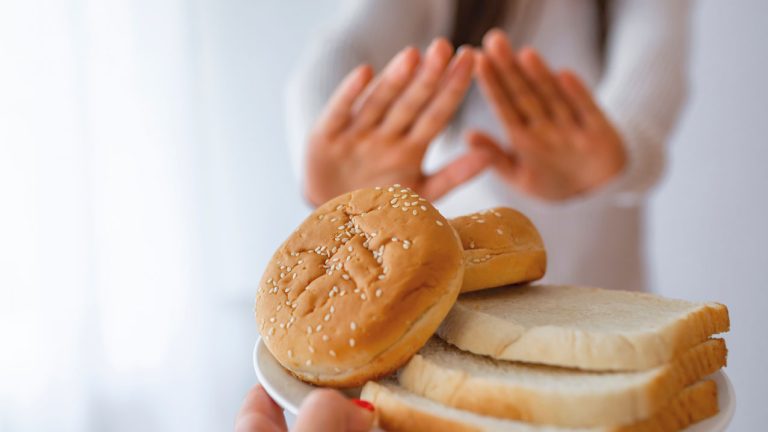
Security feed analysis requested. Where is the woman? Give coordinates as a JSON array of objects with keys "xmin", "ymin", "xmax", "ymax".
[{"xmin": 286, "ymin": 0, "xmax": 690, "ymax": 293}]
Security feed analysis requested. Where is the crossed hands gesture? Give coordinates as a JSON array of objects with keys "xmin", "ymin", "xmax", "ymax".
[{"xmin": 304, "ymin": 30, "xmax": 626, "ymax": 205}]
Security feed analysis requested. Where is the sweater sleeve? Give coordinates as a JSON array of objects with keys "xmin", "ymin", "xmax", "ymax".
[
  {"xmin": 594, "ymin": 0, "xmax": 693, "ymax": 206},
  {"xmin": 284, "ymin": 0, "xmax": 452, "ymax": 186}
]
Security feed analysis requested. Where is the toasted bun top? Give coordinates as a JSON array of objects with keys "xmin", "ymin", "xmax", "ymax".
[
  {"xmin": 449, "ymin": 207, "xmax": 544, "ymax": 260},
  {"xmin": 255, "ymin": 186, "xmax": 464, "ymax": 385}
]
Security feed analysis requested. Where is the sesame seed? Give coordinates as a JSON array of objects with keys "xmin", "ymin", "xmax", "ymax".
[
  {"xmin": 412, "ymin": 210, "xmax": 418, "ymax": 215},
  {"xmin": 316, "ymin": 324, "xmax": 322, "ymax": 332},
  {"xmin": 267, "ymin": 278, "xmax": 273, "ymax": 284},
  {"xmin": 347, "ymin": 246, "xmax": 353, "ymax": 252},
  {"xmin": 292, "ymin": 273, "xmax": 297, "ymax": 280},
  {"xmin": 378, "ymin": 274, "xmax": 385, "ymax": 280},
  {"xmin": 340, "ymin": 290, "xmax": 347, "ymax": 296},
  {"xmin": 393, "ymin": 183, "xmax": 401, "ymax": 187},
  {"xmin": 337, "ymin": 225, "xmax": 345, "ymax": 230},
  {"xmin": 298, "ymin": 259, "xmax": 303, "ymax": 264},
  {"xmin": 329, "ymin": 350, "xmax": 336, "ymax": 357},
  {"xmin": 330, "ymin": 305, "xmax": 335, "ymax": 313},
  {"xmin": 350, "ymin": 322, "xmax": 357, "ymax": 330},
  {"xmin": 269, "ymin": 317, "xmax": 276, "ymax": 323},
  {"xmin": 268, "ymin": 327, "xmax": 275, "ymax": 336},
  {"xmin": 392, "ymin": 237, "xmax": 398, "ymax": 242},
  {"xmin": 392, "ymin": 203, "xmax": 399, "ymax": 208},
  {"xmin": 420, "ymin": 205, "xmax": 427, "ymax": 211},
  {"xmin": 324, "ymin": 314, "xmax": 331, "ymax": 321},
  {"xmin": 308, "ymin": 346, "xmax": 315, "ymax": 353},
  {"xmin": 342, "ymin": 274, "xmax": 350, "ymax": 280},
  {"xmin": 277, "ymin": 305, "xmax": 282, "ymax": 311},
  {"xmin": 375, "ymin": 186, "xmax": 381, "ymax": 190},
  {"xmin": 375, "ymin": 288, "xmax": 383, "ymax": 297},
  {"xmin": 360, "ymin": 293, "xmax": 367, "ymax": 300},
  {"xmin": 349, "ymin": 338, "xmax": 356, "ymax": 347},
  {"xmin": 401, "ymin": 207, "xmax": 407, "ymax": 212},
  {"xmin": 286, "ymin": 266, "xmax": 292, "ymax": 272},
  {"xmin": 287, "ymin": 350, "xmax": 293, "ymax": 358},
  {"xmin": 322, "ymin": 335, "xmax": 329, "ymax": 342},
  {"xmin": 280, "ymin": 272, "xmax": 285, "ymax": 278},
  {"xmin": 307, "ymin": 326, "xmax": 312, "ymax": 334},
  {"xmin": 496, "ymin": 228, "xmax": 503, "ymax": 235},
  {"xmin": 469, "ymin": 241, "xmax": 476, "ymax": 249},
  {"xmin": 329, "ymin": 290, "xmax": 336, "ymax": 298},
  {"xmin": 279, "ymin": 323, "xmax": 285, "ymax": 329},
  {"xmin": 291, "ymin": 303, "xmax": 298, "ymax": 309},
  {"xmin": 436, "ymin": 220, "xmax": 444, "ymax": 226},
  {"xmin": 390, "ymin": 198, "xmax": 398, "ymax": 205},
  {"xmin": 305, "ymin": 359, "xmax": 312, "ymax": 366},
  {"xmin": 387, "ymin": 187, "xmax": 394, "ymax": 192}
]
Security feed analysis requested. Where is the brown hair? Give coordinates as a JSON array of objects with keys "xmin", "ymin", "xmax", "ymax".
[{"xmin": 451, "ymin": 0, "xmax": 609, "ymax": 58}]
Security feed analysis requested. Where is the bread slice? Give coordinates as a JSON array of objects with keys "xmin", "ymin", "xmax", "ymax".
[
  {"xmin": 398, "ymin": 338, "xmax": 726, "ymax": 428},
  {"xmin": 361, "ymin": 379, "xmax": 719, "ymax": 432},
  {"xmin": 438, "ymin": 285, "xmax": 729, "ymax": 371}
]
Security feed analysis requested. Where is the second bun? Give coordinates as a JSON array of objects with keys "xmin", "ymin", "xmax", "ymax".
[{"xmin": 450, "ymin": 207, "xmax": 546, "ymax": 292}]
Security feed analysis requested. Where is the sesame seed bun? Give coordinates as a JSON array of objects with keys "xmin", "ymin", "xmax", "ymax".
[
  {"xmin": 255, "ymin": 186, "xmax": 464, "ymax": 387},
  {"xmin": 449, "ymin": 207, "xmax": 546, "ymax": 292}
]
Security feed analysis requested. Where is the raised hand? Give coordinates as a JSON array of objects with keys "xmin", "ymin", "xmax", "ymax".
[
  {"xmin": 470, "ymin": 30, "xmax": 626, "ymax": 201},
  {"xmin": 304, "ymin": 39, "xmax": 493, "ymax": 206}
]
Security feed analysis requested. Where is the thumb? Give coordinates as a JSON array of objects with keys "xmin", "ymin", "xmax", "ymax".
[
  {"xmin": 466, "ymin": 129, "xmax": 520, "ymax": 184},
  {"xmin": 420, "ymin": 136, "xmax": 496, "ymax": 201},
  {"xmin": 293, "ymin": 389, "xmax": 375, "ymax": 432}
]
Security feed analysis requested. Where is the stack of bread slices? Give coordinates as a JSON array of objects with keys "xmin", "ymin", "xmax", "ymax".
[
  {"xmin": 362, "ymin": 209, "xmax": 730, "ymax": 432},
  {"xmin": 255, "ymin": 187, "xmax": 730, "ymax": 432}
]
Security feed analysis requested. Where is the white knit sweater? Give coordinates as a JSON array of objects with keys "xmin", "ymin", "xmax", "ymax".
[{"xmin": 286, "ymin": 0, "xmax": 691, "ymax": 292}]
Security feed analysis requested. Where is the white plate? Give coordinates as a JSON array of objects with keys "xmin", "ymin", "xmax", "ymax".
[{"xmin": 253, "ymin": 338, "xmax": 735, "ymax": 430}]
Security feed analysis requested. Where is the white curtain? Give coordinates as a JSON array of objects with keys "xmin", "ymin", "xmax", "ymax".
[{"xmin": 0, "ymin": 0, "xmax": 329, "ymax": 430}]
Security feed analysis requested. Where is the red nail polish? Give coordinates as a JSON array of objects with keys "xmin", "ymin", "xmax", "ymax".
[{"xmin": 352, "ymin": 398, "xmax": 375, "ymax": 412}]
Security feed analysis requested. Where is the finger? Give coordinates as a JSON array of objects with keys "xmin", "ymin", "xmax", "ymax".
[
  {"xmin": 475, "ymin": 52, "xmax": 523, "ymax": 131},
  {"xmin": 313, "ymin": 65, "xmax": 374, "ymax": 137},
  {"xmin": 517, "ymin": 48, "xmax": 576, "ymax": 126},
  {"xmin": 293, "ymin": 389, "xmax": 375, "ymax": 432},
  {"xmin": 379, "ymin": 38, "xmax": 453, "ymax": 136},
  {"xmin": 557, "ymin": 70, "xmax": 602, "ymax": 126},
  {"xmin": 235, "ymin": 385, "xmax": 287, "ymax": 432},
  {"xmin": 407, "ymin": 46, "xmax": 474, "ymax": 144},
  {"xmin": 482, "ymin": 29, "xmax": 547, "ymax": 123},
  {"xmin": 466, "ymin": 130, "xmax": 521, "ymax": 185},
  {"xmin": 351, "ymin": 47, "xmax": 420, "ymax": 132},
  {"xmin": 420, "ymin": 136, "xmax": 496, "ymax": 201}
]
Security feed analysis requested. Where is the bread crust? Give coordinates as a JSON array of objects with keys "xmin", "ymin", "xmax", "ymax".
[
  {"xmin": 449, "ymin": 208, "xmax": 546, "ymax": 292},
  {"xmin": 361, "ymin": 380, "xmax": 719, "ymax": 432},
  {"xmin": 398, "ymin": 338, "xmax": 726, "ymax": 428},
  {"xmin": 438, "ymin": 285, "xmax": 730, "ymax": 371},
  {"xmin": 255, "ymin": 186, "xmax": 464, "ymax": 387}
]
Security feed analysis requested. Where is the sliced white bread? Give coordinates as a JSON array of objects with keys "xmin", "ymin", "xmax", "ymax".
[
  {"xmin": 398, "ymin": 338, "xmax": 726, "ymax": 428},
  {"xmin": 362, "ymin": 379, "xmax": 719, "ymax": 432},
  {"xmin": 438, "ymin": 285, "xmax": 730, "ymax": 371}
]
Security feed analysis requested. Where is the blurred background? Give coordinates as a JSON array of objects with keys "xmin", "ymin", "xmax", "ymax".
[{"xmin": 0, "ymin": 0, "xmax": 766, "ymax": 431}]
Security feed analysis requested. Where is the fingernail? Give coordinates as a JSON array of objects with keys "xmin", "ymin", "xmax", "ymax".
[{"xmin": 352, "ymin": 398, "xmax": 375, "ymax": 412}]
